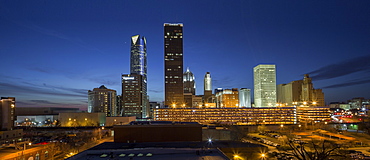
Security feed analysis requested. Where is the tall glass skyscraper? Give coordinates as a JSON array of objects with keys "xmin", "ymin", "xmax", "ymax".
[
  {"xmin": 130, "ymin": 35, "xmax": 147, "ymax": 85},
  {"xmin": 122, "ymin": 35, "xmax": 148, "ymax": 118},
  {"xmin": 164, "ymin": 23, "xmax": 184, "ymax": 107},
  {"xmin": 254, "ymin": 64, "xmax": 277, "ymax": 107}
]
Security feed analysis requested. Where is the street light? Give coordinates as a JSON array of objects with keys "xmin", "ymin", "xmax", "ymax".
[{"xmin": 261, "ymin": 153, "xmax": 267, "ymax": 159}]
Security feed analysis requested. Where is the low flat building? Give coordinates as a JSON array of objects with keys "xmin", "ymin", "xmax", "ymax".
[
  {"xmin": 155, "ymin": 107, "xmax": 297, "ymax": 125},
  {"xmin": 105, "ymin": 116, "xmax": 136, "ymax": 126},
  {"xmin": 296, "ymin": 106, "xmax": 331, "ymax": 122},
  {"xmin": 114, "ymin": 122, "xmax": 202, "ymax": 143},
  {"xmin": 67, "ymin": 141, "xmax": 267, "ymax": 160}
]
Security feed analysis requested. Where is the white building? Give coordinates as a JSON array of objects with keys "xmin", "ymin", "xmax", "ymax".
[
  {"xmin": 239, "ymin": 88, "xmax": 251, "ymax": 108},
  {"xmin": 254, "ymin": 64, "xmax": 277, "ymax": 107}
]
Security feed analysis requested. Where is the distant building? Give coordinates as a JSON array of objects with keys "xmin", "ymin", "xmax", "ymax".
[
  {"xmin": 302, "ymin": 74, "xmax": 325, "ymax": 106},
  {"xmin": 88, "ymin": 85, "xmax": 117, "ymax": 116},
  {"xmin": 164, "ymin": 23, "xmax": 184, "ymax": 108},
  {"xmin": 183, "ymin": 93, "xmax": 193, "ymax": 107},
  {"xmin": 116, "ymin": 95, "xmax": 123, "ymax": 116},
  {"xmin": 254, "ymin": 64, "xmax": 277, "ymax": 107},
  {"xmin": 204, "ymin": 72, "xmax": 213, "ymax": 103},
  {"xmin": 277, "ymin": 74, "xmax": 325, "ymax": 106},
  {"xmin": 121, "ymin": 74, "xmax": 149, "ymax": 118},
  {"xmin": 239, "ymin": 88, "xmax": 251, "ymax": 108},
  {"xmin": 105, "ymin": 116, "xmax": 136, "ymax": 126},
  {"xmin": 183, "ymin": 67, "xmax": 195, "ymax": 95},
  {"xmin": 149, "ymin": 102, "xmax": 160, "ymax": 118},
  {"xmin": 59, "ymin": 112, "xmax": 106, "ymax": 127},
  {"xmin": 215, "ymin": 88, "xmax": 239, "ymax": 108},
  {"xmin": 0, "ymin": 97, "xmax": 15, "ymax": 130},
  {"xmin": 329, "ymin": 102, "xmax": 351, "ymax": 110},
  {"xmin": 348, "ymin": 97, "xmax": 369, "ymax": 109}
]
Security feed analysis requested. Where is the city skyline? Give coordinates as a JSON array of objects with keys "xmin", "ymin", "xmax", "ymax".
[{"xmin": 1, "ymin": 1, "xmax": 369, "ymax": 109}]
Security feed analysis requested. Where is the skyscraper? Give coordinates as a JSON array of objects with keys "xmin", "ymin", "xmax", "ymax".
[
  {"xmin": 277, "ymin": 74, "xmax": 325, "ymax": 106},
  {"xmin": 88, "ymin": 85, "xmax": 117, "ymax": 116},
  {"xmin": 239, "ymin": 88, "xmax": 251, "ymax": 108},
  {"xmin": 204, "ymin": 72, "xmax": 212, "ymax": 103},
  {"xmin": 126, "ymin": 34, "xmax": 149, "ymax": 118},
  {"xmin": 183, "ymin": 67, "xmax": 195, "ymax": 95},
  {"xmin": 122, "ymin": 74, "xmax": 148, "ymax": 118},
  {"xmin": 254, "ymin": 64, "xmax": 277, "ymax": 107},
  {"xmin": 164, "ymin": 23, "xmax": 184, "ymax": 107},
  {"xmin": 130, "ymin": 35, "xmax": 147, "ymax": 91}
]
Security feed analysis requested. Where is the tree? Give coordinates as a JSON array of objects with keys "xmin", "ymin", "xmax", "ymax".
[{"xmin": 286, "ymin": 139, "xmax": 348, "ymax": 160}]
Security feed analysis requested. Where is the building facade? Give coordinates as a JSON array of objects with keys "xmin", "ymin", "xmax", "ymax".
[
  {"xmin": 254, "ymin": 64, "xmax": 277, "ymax": 107},
  {"xmin": 122, "ymin": 74, "xmax": 149, "ymax": 118},
  {"xmin": 0, "ymin": 97, "xmax": 15, "ymax": 131},
  {"xmin": 204, "ymin": 72, "xmax": 213, "ymax": 103},
  {"xmin": 155, "ymin": 107, "xmax": 297, "ymax": 125},
  {"xmin": 277, "ymin": 74, "xmax": 325, "ymax": 106},
  {"xmin": 215, "ymin": 88, "xmax": 239, "ymax": 108},
  {"xmin": 239, "ymin": 88, "xmax": 251, "ymax": 108},
  {"xmin": 164, "ymin": 23, "xmax": 184, "ymax": 107},
  {"xmin": 88, "ymin": 85, "xmax": 117, "ymax": 116},
  {"xmin": 183, "ymin": 67, "xmax": 196, "ymax": 95}
]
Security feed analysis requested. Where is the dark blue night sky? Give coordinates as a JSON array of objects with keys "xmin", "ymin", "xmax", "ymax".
[{"xmin": 1, "ymin": 0, "xmax": 369, "ymax": 110}]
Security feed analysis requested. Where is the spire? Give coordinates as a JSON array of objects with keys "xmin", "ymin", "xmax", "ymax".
[{"xmin": 186, "ymin": 67, "xmax": 190, "ymax": 72}]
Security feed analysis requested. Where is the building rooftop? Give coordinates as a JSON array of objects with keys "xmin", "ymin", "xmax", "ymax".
[{"xmin": 68, "ymin": 141, "xmax": 266, "ymax": 160}]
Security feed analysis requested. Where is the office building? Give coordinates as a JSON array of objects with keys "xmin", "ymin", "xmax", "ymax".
[
  {"xmin": 164, "ymin": 23, "xmax": 184, "ymax": 107},
  {"xmin": 277, "ymin": 74, "xmax": 325, "ymax": 106},
  {"xmin": 204, "ymin": 72, "xmax": 213, "ymax": 103},
  {"xmin": 183, "ymin": 67, "xmax": 195, "ymax": 95},
  {"xmin": 122, "ymin": 74, "xmax": 147, "ymax": 118},
  {"xmin": 215, "ymin": 88, "xmax": 239, "ymax": 108},
  {"xmin": 254, "ymin": 64, "xmax": 277, "ymax": 107},
  {"xmin": 130, "ymin": 35, "xmax": 147, "ymax": 82},
  {"xmin": 0, "ymin": 97, "xmax": 15, "ymax": 130},
  {"xmin": 239, "ymin": 88, "xmax": 251, "ymax": 108},
  {"xmin": 277, "ymin": 80, "xmax": 303, "ymax": 106},
  {"xmin": 88, "ymin": 85, "xmax": 117, "ymax": 116},
  {"xmin": 149, "ymin": 102, "xmax": 160, "ymax": 118}
]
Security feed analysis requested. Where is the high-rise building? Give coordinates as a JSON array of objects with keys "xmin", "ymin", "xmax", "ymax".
[
  {"xmin": 277, "ymin": 80, "xmax": 303, "ymax": 106},
  {"xmin": 254, "ymin": 64, "xmax": 277, "ymax": 107},
  {"xmin": 239, "ymin": 88, "xmax": 251, "ymax": 108},
  {"xmin": 122, "ymin": 74, "xmax": 149, "ymax": 118},
  {"xmin": 130, "ymin": 35, "xmax": 147, "ymax": 96},
  {"xmin": 215, "ymin": 88, "xmax": 239, "ymax": 108},
  {"xmin": 88, "ymin": 85, "xmax": 117, "ymax": 116},
  {"xmin": 127, "ymin": 34, "xmax": 149, "ymax": 118},
  {"xmin": 0, "ymin": 97, "xmax": 15, "ymax": 130},
  {"xmin": 164, "ymin": 23, "xmax": 184, "ymax": 107},
  {"xmin": 183, "ymin": 67, "xmax": 196, "ymax": 95},
  {"xmin": 277, "ymin": 74, "xmax": 325, "ymax": 106},
  {"xmin": 204, "ymin": 72, "xmax": 212, "ymax": 103}
]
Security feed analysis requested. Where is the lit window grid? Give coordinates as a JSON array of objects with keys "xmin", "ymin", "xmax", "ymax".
[{"xmin": 154, "ymin": 108, "xmax": 297, "ymax": 125}]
